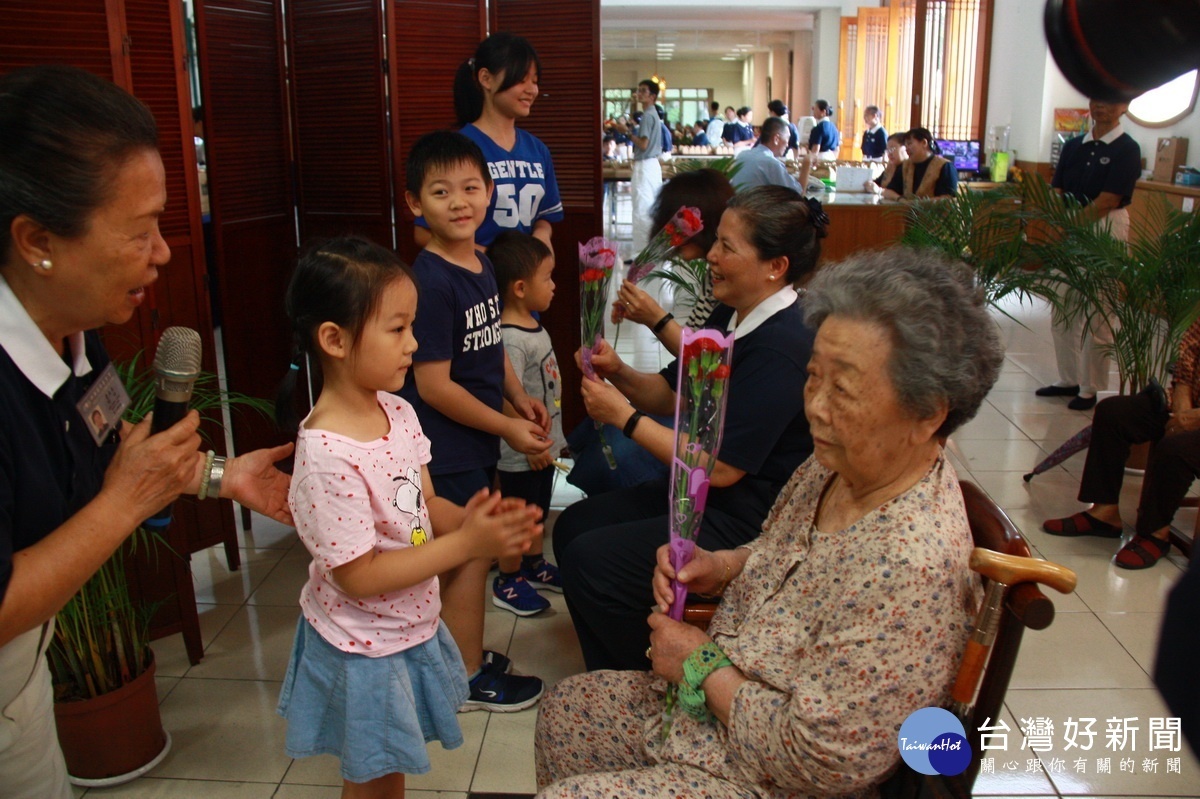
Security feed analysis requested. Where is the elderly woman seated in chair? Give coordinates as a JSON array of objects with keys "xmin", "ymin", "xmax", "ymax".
[{"xmin": 534, "ymin": 248, "xmax": 1003, "ymax": 799}]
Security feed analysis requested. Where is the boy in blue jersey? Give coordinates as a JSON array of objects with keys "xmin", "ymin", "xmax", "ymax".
[{"xmin": 400, "ymin": 130, "xmax": 552, "ymax": 710}]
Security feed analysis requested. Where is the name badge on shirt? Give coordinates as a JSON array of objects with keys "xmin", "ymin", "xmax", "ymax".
[{"xmin": 76, "ymin": 362, "xmax": 131, "ymax": 446}]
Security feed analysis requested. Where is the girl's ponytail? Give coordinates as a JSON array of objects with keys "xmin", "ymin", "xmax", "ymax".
[
  {"xmin": 274, "ymin": 347, "xmax": 312, "ymax": 434},
  {"xmin": 453, "ymin": 58, "xmax": 483, "ymax": 128}
]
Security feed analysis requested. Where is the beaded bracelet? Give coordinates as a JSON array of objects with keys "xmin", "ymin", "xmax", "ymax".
[
  {"xmin": 197, "ymin": 450, "xmax": 216, "ymax": 500},
  {"xmin": 676, "ymin": 641, "xmax": 733, "ymax": 721}
]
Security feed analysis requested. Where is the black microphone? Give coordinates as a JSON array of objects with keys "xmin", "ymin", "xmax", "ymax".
[
  {"xmin": 1045, "ymin": 0, "xmax": 1200, "ymax": 102},
  {"xmin": 143, "ymin": 326, "xmax": 203, "ymax": 530}
]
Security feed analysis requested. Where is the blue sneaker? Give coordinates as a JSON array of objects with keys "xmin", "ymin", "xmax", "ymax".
[
  {"xmin": 492, "ymin": 573, "xmax": 550, "ymax": 616},
  {"xmin": 463, "ymin": 667, "xmax": 544, "ymax": 712},
  {"xmin": 521, "ymin": 557, "xmax": 563, "ymax": 593}
]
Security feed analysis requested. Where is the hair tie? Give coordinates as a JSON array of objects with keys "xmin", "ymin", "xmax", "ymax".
[
  {"xmin": 289, "ymin": 362, "xmax": 300, "ymax": 371},
  {"xmin": 802, "ymin": 196, "xmax": 830, "ymax": 239},
  {"xmin": 468, "ymin": 57, "xmax": 476, "ymax": 69},
  {"xmin": 290, "ymin": 353, "xmax": 304, "ymax": 372}
]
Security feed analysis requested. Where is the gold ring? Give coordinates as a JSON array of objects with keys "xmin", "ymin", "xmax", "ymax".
[{"xmin": 645, "ymin": 646, "xmax": 653, "ymax": 659}]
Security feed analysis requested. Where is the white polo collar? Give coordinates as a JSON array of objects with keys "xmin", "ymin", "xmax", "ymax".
[
  {"xmin": 0, "ymin": 272, "xmax": 92, "ymax": 397},
  {"xmin": 1086, "ymin": 123, "xmax": 1125, "ymax": 145},
  {"xmin": 727, "ymin": 285, "xmax": 799, "ymax": 339}
]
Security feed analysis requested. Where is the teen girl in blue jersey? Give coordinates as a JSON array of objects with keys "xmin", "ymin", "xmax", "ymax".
[{"xmin": 414, "ymin": 32, "xmax": 564, "ymax": 251}]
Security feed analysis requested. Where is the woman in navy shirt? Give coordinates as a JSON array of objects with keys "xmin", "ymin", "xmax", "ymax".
[
  {"xmin": 0, "ymin": 65, "xmax": 292, "ymax": 798},
  {"xmin": 554, "ymin": 186, "xmax": 827, "ymax": 672}
]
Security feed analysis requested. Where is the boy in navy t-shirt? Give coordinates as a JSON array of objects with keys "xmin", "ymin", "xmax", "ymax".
[{"xmin": 400, "ymin": 130, "xmax": 552, "ymax": 710}]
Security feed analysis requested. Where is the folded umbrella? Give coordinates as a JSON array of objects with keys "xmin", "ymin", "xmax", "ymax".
[{"xmin": 1023, "ymin": 424, "xmax": 1092, "ymax": 482}]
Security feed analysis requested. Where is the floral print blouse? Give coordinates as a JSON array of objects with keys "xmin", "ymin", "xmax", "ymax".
[{"xmin": 651, "ymin": 454, "xmax": 982, "ymax": 796}]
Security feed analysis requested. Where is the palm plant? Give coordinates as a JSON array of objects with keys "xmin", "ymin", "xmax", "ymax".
[
  {"xmin": 48, "ymin": 355, "xmax": 271, "ymax": 701},
  {"xmin": 1021, "ymin": 176, "xmax": 1200, "ymax": 393},
  {"xmin": 898, "ymin": 183, "xmax": 1051, "ymax": 313}
]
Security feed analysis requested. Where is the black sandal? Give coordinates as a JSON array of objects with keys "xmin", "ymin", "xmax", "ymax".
[{"xmin": 1042, "ymin": 512, "xmax": 1123, "ymax": 538}]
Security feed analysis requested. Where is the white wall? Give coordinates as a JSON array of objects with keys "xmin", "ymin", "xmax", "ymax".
[
  {"xmin": 987, "ymin": 0, "xmax": 1199, "ymax": 167},
  {"xmin": 602, "ymin": 59, "xmax": 747, "ymax": 112}
]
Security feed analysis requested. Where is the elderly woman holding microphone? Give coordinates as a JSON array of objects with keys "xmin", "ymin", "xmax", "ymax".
[
  {"xmin": 0, "ymin": 65, "xmax": 293, "ymax": 798},
  {"xmin": 536, "ymin": 248, "xmax": 1002, "ymax": 798}
]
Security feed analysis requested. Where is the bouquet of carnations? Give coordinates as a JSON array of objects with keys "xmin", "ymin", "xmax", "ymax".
[
  {"xmin": 662, "ymin": 326, "xmax": 734, "ymax": 736},
  {"xmin": 579, "ymin": 236, "xmax": 619, "ymax": 470},
  {"xmin": 612, "ymin": 206, "xmax": 704, "ymax": 343},
  {"xmin": 626, "ymin": 205, "xmax": 705, "ymax": 284}
]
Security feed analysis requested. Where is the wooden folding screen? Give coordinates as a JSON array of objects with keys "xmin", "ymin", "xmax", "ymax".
[
  {"xmin": 493, "ymin": 0, "xmax": 603, "ymax": 432},
  {"xmin": 195, "ymin": 0, "xmax": 296, "ymax": 458},
  {"xmin": 290, "ymin": 0, "xmax": 394, "ymax": 247},
  {"xmin": 389, "ymin": 0, "xmax": 490, "ymax": 264}
]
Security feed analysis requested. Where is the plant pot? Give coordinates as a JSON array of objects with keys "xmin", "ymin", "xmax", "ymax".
[{"xmin": 53, "ymin": 651, "xmax": 170, "ymax": 786}]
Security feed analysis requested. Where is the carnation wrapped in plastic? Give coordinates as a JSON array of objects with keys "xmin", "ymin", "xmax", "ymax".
[
  {"xmin": 612, "ymin": 206, "xmax": 704, "ymax": 344},
  {"xmin": 661, "ymin": 326, "xmax": 734, "ymax": 736},
  {"xmin": 578, "ymin": 236, "xmax": 619, "ymax": 469}
]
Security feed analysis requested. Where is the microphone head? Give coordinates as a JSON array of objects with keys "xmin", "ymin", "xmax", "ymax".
[{"xmin": 153, "ymin": 326, "xmax": 202, "ymax": 402}]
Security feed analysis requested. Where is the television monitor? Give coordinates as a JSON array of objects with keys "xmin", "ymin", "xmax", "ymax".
[{"xmin": 935, "ymin": 139, "xmax": 983, "ymax": 172}]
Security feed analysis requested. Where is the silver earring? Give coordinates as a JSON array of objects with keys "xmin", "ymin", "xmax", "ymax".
[{"xmin": 34, "ymin": 259, "xmax": 52, "ymax": 271}]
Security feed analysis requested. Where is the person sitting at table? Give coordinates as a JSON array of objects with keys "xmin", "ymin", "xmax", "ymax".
[
  {"xmin": 731, "ymin": 117, "xmax": 804, "ymax": 194},
  {"xmin": 883, "ymin": 127, "xmax": 958, "ymax": 200},
  {"xmin": 535, "ymin": 246, "xmax": 1000, "ymax": 798},
  {"xmin": 690, "ymin": 120, "xmax": 711, "ymax": 148},
  {"xmin": 554, "ymin": 186, "xmax": 826, "ymax": 672},
  {"xmin": 1042, "ymin": 318, "xmax": 1200, "ymax": 569},
  {"xmin": 866, "ymin": 131, "xmax": 909, "ymax": 194}
]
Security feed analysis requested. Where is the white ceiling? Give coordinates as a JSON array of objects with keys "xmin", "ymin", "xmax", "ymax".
[{"xmin": 601, "ymin": 4, "xmax": 816, "ymax": 62}]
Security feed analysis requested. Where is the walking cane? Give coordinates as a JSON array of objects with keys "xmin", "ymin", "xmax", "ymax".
[{"xmin": 949, "ymin": 549, "xmax": 1077, "ymax": 721}]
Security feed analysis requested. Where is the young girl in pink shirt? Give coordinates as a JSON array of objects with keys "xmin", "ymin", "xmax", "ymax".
[{"xmin": 275, "ymin": 236, "xmax": 541, "ymax": 798}]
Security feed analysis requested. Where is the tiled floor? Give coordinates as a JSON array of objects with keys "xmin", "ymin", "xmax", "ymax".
[{"xmin": 76, "ymin": 204, "xmax": 1199, "ymax": 796}]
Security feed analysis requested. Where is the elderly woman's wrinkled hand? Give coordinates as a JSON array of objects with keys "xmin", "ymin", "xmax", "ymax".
[
  {"xmin": 614, "ymin": 281, "xmax": 665, "ymax": 328},
  {"xmin": 574, "ymin": 338, "xmax": 622, "ymax": 378},
  {"xmin": 652, "ymin": 544, "xmax": 726, "ymax": 612},
  {"xmin": 646, "ymin": 611, "xmax": 711, "ymax": 683},
  {"xmin": 580, "ymin": 377, "xmax": 631, "ymax": 429},
  {"xmin": 224, "ymin": 442, "xmax": 295, "ymax": 525},
  {"xmin": 102, "ymin": 411, "xmax": 203, "ymax": 524}
]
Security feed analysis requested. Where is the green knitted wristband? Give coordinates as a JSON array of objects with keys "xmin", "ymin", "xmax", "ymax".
[{"xmin": 677, "ymin": 642, "xmax": 733, "ymax": 721}]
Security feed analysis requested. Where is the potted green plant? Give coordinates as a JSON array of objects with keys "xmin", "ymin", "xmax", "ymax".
[
  {"xmin": 48, "ymin": 356, "xmax": 271, "ymax": 786},
  {"xmin": 1020, "ymin": 175, "xmax": 1200, "ymax": 394}
]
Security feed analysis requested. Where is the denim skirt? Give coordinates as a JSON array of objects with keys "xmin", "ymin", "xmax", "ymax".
[{"xmin": 277, "ymin": 615, "xmax": 469, "ymax": 782}]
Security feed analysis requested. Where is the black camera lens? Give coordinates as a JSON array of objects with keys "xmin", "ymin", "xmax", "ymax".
[{"xmin": 1044, "ymin": 0, "xmax": 1200, "ymax": 102}]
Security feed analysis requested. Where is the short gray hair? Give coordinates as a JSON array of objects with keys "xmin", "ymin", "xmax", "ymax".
[{"xmin": 803, "ymin": 247, "xmax": 1003, "ymax": 437}]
